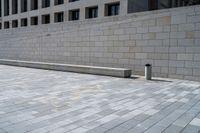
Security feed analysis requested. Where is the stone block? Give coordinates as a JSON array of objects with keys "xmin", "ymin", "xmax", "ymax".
[
  {"xmin": 148, "ymin": 40, "xmax": 162, "ymax": 46},
  {"xmin": 187, "ymin": 15, "xmax": 200, "ymax": 23},
  {"xmin": 171, "ymin": 15, "xmax": 186, "ymax": 24},
  {"xmin": 194, "ymin": 54, "xmax": 200, "ymax": 61},
  {"xmin": 186, "ymin": 32, "xmax": 195, "ymax": 39},
  {"xmin": 170, "ymin": 32, "xmax": 186, "ymax": 39},
  {"xmin": 143, "ymin": 33, "xmax": 156, "ymax": 40},
  {"xmin": 149, "ymin": 26, "xmax": 163, "ymax": 32},
  {"xmin": 154, "ymin": 60, "xmax": 168, "ymax": 67},
  {"xmin": 177, "ymin": 54, "xmax": 193, "ymax": 60},
  {"xmin": 135, "ymin": 53, "xmax": 147, "ymax": 59},
  {"xmin": 169, "ymin": 47, "xmax": 185, "ymax": 53},
  {"xmin": 179, "ymin": 24, "xmax": 195, "ymax": 31},
  {"xmin": 193, "ymin": 69, "xmax": 200, "ymax": 76},
  {"xmin": 196, "ymin": 23, "xmax": 200, "ymax": 30},
  {"xmin": 137, "ymin": 27, "xmax": 149, "ymax": 34},
  {"xmin": 169, "ymin": 61, "xmax": 184, "ymax": 67},
  {"xmin": 155, "ymin": 47, "xmax": 169, "ymax": 53},
  {"xmin": 156, "ymin": 33, "xmax": 170, "ymax": 39},
  {"xmin": 157, "ymin": 16, "xmax": 171, "ymax": 26}
]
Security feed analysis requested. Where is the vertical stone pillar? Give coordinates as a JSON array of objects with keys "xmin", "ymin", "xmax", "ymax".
[
  {"xmin": 17, "ymin": 0, "xmax": 20, "ymax": 27},
  {"xmin": 120, "ymin": 0, "xmax": 128, "ymax": 16},
  {"xmin": 64, "ymin": 0, "xmax": 68, "ymax": 22},
  {"xmin": 38, "ymin": 0, "xmax": 42, "ymax": 25},
  {"xmin": 38, "ymin": 0, "xmax": 41, "ymax": 9},
  {"xmin": 50, "ymin": 0, "xmax": 54, "ymax": 23},
  {"xmin": 18, "ymin": 0, "xmax": 20, "ymax": 14},
  {"xmin": 9, "ymin": 0, "xmax": 12, "ymax": 15},
  {"xmin": 27, "ymin": 0, "xmax": 30, "ymax": 11},
  {"xmin": 98, "ymin": 2, "xmax": 104, "ymax": 18},
  {"xmin": 27, "ymin": 0, "xmax": 30, "ymax": 26},
  {"xmin": 79, "ymin": 7, "xmax": 85, "ymax": 20},
  {"xmin": 1, "ymin": 0, "xmax": 4, "ymax": 29}
]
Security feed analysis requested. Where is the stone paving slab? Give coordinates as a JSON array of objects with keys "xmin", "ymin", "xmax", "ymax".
[{"xmin": 0, "ymin": 65, "xmax": 200, "ymax": 133}]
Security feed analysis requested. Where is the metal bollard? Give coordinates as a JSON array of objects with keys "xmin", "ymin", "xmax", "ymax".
[{"xmin": 145, "ymin": 64, "xmax": 152, "ymax": 80}]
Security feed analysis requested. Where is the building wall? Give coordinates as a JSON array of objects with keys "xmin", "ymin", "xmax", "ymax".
[{"xmin": 0, "ymin": 5, "xmax": 200, "ymax": 81}]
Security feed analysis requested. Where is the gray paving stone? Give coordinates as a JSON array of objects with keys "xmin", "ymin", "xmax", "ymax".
[
  {"xmin": 181, "ymin": 124, "xmax": 200, "ymax": 133},
  {"xmin": 163, "ymin": 124, "xmax": 183, "ymax": 133},
  {"xmin": 0, "ymin": 65, "xmax": 199, "ymax": 133}
]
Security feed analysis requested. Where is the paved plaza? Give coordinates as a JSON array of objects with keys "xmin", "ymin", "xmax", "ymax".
[{"xmin": 0, "ymin": 65, "xmax": 200, "ymax": 133}]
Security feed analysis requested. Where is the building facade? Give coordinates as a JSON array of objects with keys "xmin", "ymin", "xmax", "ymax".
[
  {"xmin": 0, "ymin": 0, "xmax": 199, "ymax": 29},
  {"xmin": 0, "ymin": 0, "xmax": 200, "ymax": 81}
]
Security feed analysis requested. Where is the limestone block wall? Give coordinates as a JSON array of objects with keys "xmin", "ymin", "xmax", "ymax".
[{"xmin": 0, "ymin": 5, "xmax": 200, "ymax": 81}]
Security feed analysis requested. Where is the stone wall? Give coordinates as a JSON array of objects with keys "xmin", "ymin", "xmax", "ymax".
[{"xmin": 0, "ymin": 5, "xmax": 200, "ymax": 81}]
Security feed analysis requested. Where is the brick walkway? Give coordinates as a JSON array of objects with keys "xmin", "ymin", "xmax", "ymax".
[{"xmin": 0, "ymin": 65, "xmax": 200, "ymax": 133}]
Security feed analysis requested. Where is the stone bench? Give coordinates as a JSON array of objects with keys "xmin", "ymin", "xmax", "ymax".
[{"xmin": 0, "ymin": 59, "xmax": 132, "ymax": 78}]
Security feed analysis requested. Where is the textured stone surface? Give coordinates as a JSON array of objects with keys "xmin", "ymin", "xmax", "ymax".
[
  {"xmin": 0, "ymin": 5, "xmax": 200, "ymax": 81},
  {"xmin": 0, "ymin": 65, "xmax": 200, "ymax": 133}
]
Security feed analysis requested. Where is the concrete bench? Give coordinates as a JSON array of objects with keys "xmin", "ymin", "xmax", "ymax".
[{"xmin": 0, "ymin": 59, "xmax": 132, "ymax": 78}]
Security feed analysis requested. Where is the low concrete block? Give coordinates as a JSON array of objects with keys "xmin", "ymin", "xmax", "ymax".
[{"xmin": 0, "ymin": 59, "xmax": 132, "ymax": 78}]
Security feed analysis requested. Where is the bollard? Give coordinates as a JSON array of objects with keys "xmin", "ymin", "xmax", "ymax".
[{"xmin": 145, "ymin": 64, "xmax": 152, "ymax": 80}]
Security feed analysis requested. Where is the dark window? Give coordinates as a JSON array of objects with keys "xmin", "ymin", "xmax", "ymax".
[
  {"xmin": 4, "ymin": 21, "xmax": 9, "ymax": 29},
  {"xmin": 21, "ymin": 0, "xmax": 27, "ymax": 12},
  {"xmin": 0, "ymin": 0, "xmax": 1, "ymax": 17},
  {"xmin": 42, "ymin": 14, "xmax": 50, "ymax": 24},
  {"xmin": 12, "ymin": 0, "xmax": 18, "ymax": 14},
  {"xmin": 4, "ymin": 0, "xmax": 9, "ymax": 16},
  {"xmin": 0, "ymin": 23, "xmax": 2, "ymax": 29},
  {"xmin": 128, "ymin": 0, "xmax": 200, "ymax": 13},
  {"xmin": 54, "ymin": 0, "xmax": 64, "ymax": 5},
  {"xmin": 42, "ymin": 0, "xmax": 50, "ymax": 8},
  {"xmin": 12, "ymin": 20, "xmax": 18, "ymax": 28},
  {"xmin": 31, "ymin": 0, "xmax": 38, "ymax": 10},
  {"xmin": 86, "ymin": 6, "xmax": 98, "ymax": 19},
  {"xmin": 105, "ymin": 2, "xmax": 120, "ymax": 16},
  {"xmin": 31, "ymin": 16, "xmax": 38, "ymax": 25},
  {"xmin": 69, "ymin": 9, "xmax": 80, "ymax": 21},
  {"xmin": 69, "ymin": 0, "xmax": 79, "ymax": 2},
  {"xmin": 21, "ymin": 18, "xmax": 28, "ymax": 27},
  {"xmin": 54, "ymin": 12, "xmax": 64, "ymax": 22}
]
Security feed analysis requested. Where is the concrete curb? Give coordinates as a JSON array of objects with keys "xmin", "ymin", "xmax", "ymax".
[{"xmin": 0, "ymin": 59, "xmax": 132, "ymax": 78}]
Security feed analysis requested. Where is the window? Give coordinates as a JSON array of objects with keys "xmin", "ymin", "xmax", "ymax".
[
  {"xmin": 69, "ymin": 0, "xmax": 79, "ymax": 2},
  {"xmin": 12, "ymin": 0, "xmax": 18, "ymax": 14},
  {"xmin": 42, "ymin": 0, "xmax": 50, "ymax": 8},
  {"xmin": 69, "ymin": 9, "xmax": 79, "ymax": 21},
  {"xmin": 86, "ymin": 6, "xmax": 98, "ymax": 19},
  {"xmin": 54, "ymin": 0, "xmax": 64, "ymax": 5},
  {"xmin": 31, "ymin": 0, "xmax": 38, "ymax": 10},
  {"xmin": 31, "ymin": 16, "xmax": 38, "ymax": 25},
  {"xmin": 21, "ymin": 18, "xmax": 28, "ymax": 27},
  {"xmin": 0, "ymin": 0, "xmax": 1, "ymax": 17},
  {"xmin": 12, "ymin": 20, "xmax": 18, "ymax": 28},
  {"xmin": 0, "ymin": 23, "xmax": 2, "ymax": 29},
  {"xmin": 4, "ymin": 0, "xmax": 9, "ymax": 16},
  {"xmin": 42, "ymin": 14, "xmax": 50, "ymax": 24},
  {"xmin": 105, "ymin": 2, "xmax": 120, "ymax": 16},
  {"xmin": 127, "ymin": 0, "xmax": 200, "ymax": 13},
  {"xmin": 21, "ymin": 0, "xmax": 27, "ymax": 12},
  {"xmin": 54, "ymin": 12, "xmax": 64, "ymax": 22},
  {"xmin": 4, "ymin": 21, "xmax": 9, "ymax": 29}
]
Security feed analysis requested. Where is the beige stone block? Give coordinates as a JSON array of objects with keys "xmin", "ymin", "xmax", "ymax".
[
  {"xmin": 186, "ymin": 32, "xmax": 195, "ymax": 39},
  {"xmin": 157, "ymin": 16, "xmax": 171, "ymax": 26},
  {"xmin": 143, "ymin": 33, "xmax": 156, "ymax": 40}
]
